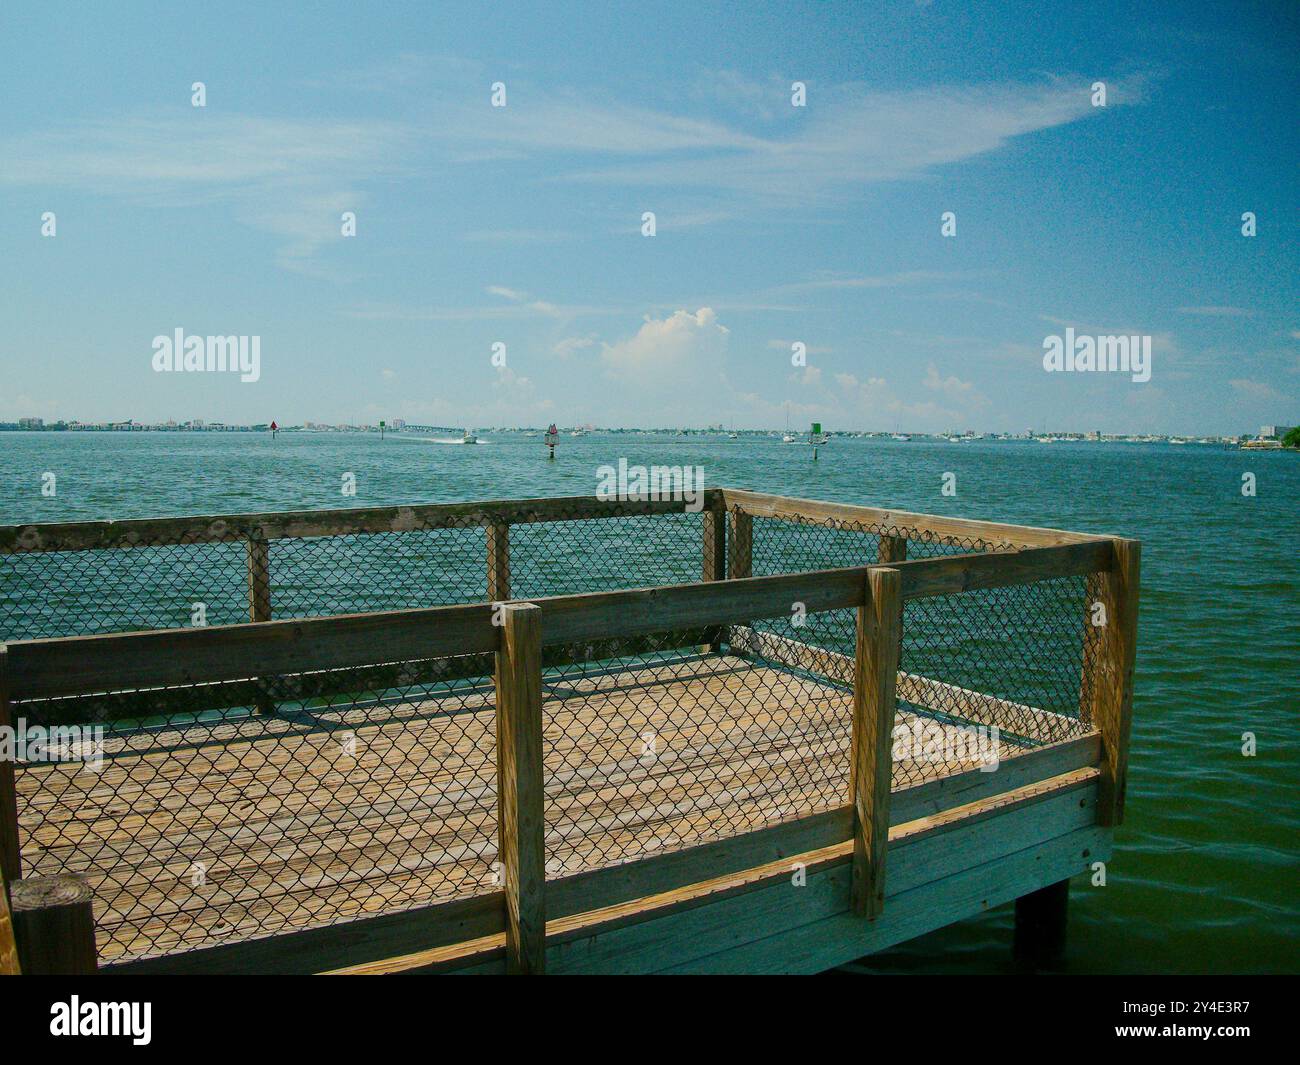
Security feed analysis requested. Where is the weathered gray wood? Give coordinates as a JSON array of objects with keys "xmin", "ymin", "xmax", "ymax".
[
  {"xmin": 11, "ymin": 874, "xmax": 98, "ymax": 974},
  {"xmin": 6, "ymin": 602, "xmax": 501, "ymax": 699},
  {"xmin": 1093, "ymin": 538, "xmax": 1140, "ymax": 826},
  {"xmin": 721, "ymin": 489, "xmax": 1107, "ymax": 549},
  {"xmin": 0, "ymin": 492, "xmax": 726, "ymax": 553},
  {"xmin": 495, "ymin": 603, "xmax": 545, "ymax": 974},
  {"xmin": 486, "ymin": 523, "xmax": 510, "ymax": 601},
  {"xmin": 852, "ymin": 569, "xmax": 900, "ymax": 917},
  {"xmin": 0, "ymin": 646, "xmax": 19, "ymax": 884}
]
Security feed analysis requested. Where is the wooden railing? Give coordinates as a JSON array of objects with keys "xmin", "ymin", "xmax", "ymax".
[{"xmin": 0, "ymin": 523, "xmax": 1137, "ymax": 974}]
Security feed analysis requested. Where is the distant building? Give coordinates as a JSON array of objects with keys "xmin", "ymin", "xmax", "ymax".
[
  {"xmin": 18, "ymin": 417, "xmax": 43, "ymax": 429},
  {"xmin": 1260, "ymin": 425, "xmax": 1293, "ymax": 440}
]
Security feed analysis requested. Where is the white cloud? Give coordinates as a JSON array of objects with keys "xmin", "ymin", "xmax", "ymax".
[{"xmin": 600, "ymin": 308, "xmax": 730, "ymax": 387}]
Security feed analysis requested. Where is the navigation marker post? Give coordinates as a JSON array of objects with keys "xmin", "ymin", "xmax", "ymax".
[{"xmin": 545, "ymin": 423, "xmax": 559, "ymax": 460}]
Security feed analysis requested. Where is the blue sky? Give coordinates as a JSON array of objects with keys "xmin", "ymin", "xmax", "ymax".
[{"xmin": 1, "ymin": 0, "xmax": 1295, "ymax": 433}]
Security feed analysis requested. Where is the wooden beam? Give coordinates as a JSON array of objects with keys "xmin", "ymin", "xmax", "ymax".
[
  {"xmin": 720, "ymin": 488, "xmax": 1107, "ymax": 549},
  {"xmin": 486, "ymin": 522, "xmax": 511, "ymax": 601},
  {"xmin": 0, "ymin": 491, "xmax": 727, "ymax": 554},
  {"xmin": 5, "ymin": 600, "xmax": 500, "ymax": 699},
  {"xmin": 10, "ymin": 874, "xmax": 98, "ymax": 974},
  {"xmin": 1092, "ymin": 538, "xmax": 1141, "ymax": 826},
  {"xmin": 0, "ymin": 646, "xmax": 19, "ymax": 884},
  {"xmin": 107, "ymin": 890, "xmax": 505, "ymax": 976},
  {"xmin": 896, "ymin": 540, "xmax": 1113, "ymax": 599},
  {"xmin": 495, "ymin": 603, "xmax": 546, "ymax": 973},
  {"xmin": 851, "ymin": 568, "xmax": 900, "ymax": 917}
]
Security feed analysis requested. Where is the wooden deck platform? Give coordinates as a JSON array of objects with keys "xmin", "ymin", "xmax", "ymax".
[{"xmin": 16, "ymin": 652, "xmax": 1031, "ymax": 965}]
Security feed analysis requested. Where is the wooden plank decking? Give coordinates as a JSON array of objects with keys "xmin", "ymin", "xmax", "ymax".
[{"xmin": 15, "ymin": 653, "xmax": 1036, "ymax": 966}]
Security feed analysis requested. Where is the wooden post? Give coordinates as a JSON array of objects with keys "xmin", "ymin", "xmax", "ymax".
[
  {"xmin": 494, "ymin": 603, "xmax": 545, "ymax": 973},
  {"xmin": 0, "ymin": 867, "xmax": 19, "ymax": 975},
  {"xmin": 487, "ymin": 522, "xmax": 511, "ymax": 602},
  {"xmin": 246, "ymin": 536, "xmax": 275, "ymax": 715},
  {"xmin": 247, "ymin": 536, "xmax": 272, "ymax": 622},
  {"xmin": 0, "ymin": 645, "xmax": 20, "ymax": 886},
  {"xmin": 877, "ymin": 533, "xmax": 907, "ymax": 565},
  {"xmin": 728, "ymin": 509, "xmax": 752, "ymax": 580},
  {"xmin": 1013, "ymin": 878, "xmax": 1069, "ymax": 969},
  {"xmin": 1091, "ymin": 539, "xmax": 1140, "ymax": 827},
  {"xmin": 700, "ymin": 502, "xmax": 727, "ymax": 652},
  {"xmin": 850, "ymin": 568, "xmax": 901, "ymax": 918},
  {"xmin": 11, "ymin": 874, "xmax": 98, "ymax": 974}
]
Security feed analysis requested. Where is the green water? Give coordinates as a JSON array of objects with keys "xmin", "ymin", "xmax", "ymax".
[{"xmin": 1, "ymin": 430, "xmax": 1296, "ymax": 973}]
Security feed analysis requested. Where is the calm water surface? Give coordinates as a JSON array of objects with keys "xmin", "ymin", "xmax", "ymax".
[{"xmin": 1, "ymin": 431, "xmax": 1296, "ymax": 974}]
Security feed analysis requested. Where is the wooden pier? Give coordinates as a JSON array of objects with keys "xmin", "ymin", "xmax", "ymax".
[{"xmin": 0, "ymin": 489, "xmax": 1138, "ymax": 975}]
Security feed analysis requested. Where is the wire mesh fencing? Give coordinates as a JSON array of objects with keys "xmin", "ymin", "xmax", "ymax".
[
  {"xmin": 0, "ymin": 504, "xmax": 713, "ymax": 642},
  {"xmin": 539, "ymin": 610, "xmax": 854, "ymax": 879},
  {"xmin": 10, "ymin": 651, "xmax": 499, "ymax": 964}
]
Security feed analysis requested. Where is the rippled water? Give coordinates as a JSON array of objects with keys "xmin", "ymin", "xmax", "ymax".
[{"xmin": 1, "ymin": 430, "xmax": 1296, "ymax": 973}]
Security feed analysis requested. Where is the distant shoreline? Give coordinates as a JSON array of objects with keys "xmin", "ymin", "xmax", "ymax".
[{"xmin": 0, "ymin": 425, "xmax": 1284, "ymax": 446}]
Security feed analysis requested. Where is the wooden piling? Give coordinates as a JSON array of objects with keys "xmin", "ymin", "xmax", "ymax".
[
  {"xmin": 495, "ymin": 603, "xmax": 545, "ymax": 973},
  {"xmin": 1013, "ymin": 878, "xmax": 1070, "ymax": 969},
  {"xmin": 851, "ymin": 568, "xmax": 900, "ymax": 918},
  {"xmin": 11, "ymin": 874, "xmax": 98, "ymax": 974}
]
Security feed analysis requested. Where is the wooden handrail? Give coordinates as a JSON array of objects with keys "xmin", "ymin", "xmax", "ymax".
[
  {"xmin": 0, "ymin": 491, "xmax": 726, "ymax": 553},
  {"xmin": 721, "ymin": 488, "xmax": 1109, "ymax": 548},
  {"xmin": 3, "ymin": 540, "xmax": 1115, "ymax": 701}
]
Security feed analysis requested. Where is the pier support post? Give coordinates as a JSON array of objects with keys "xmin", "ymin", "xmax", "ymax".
[
  {"xmin": 851, "ymin": 567, "xmax": 900, "ymax": 918},
  {"xmin": 487, "ymin": 522, "xmax": 511, "ymax": 602},
  {"xmin": 1013, "ymin": 878, "xmax": 1069, "ymax": 970},
  {"xmin": 495, "ymin": 603, "xmax": 545, "ymax": 974},
  {"xmin": 0, "ymin": 646, "xmax": 21, "ymax": 886},
  {"xmin": 1091, "ymin": 539, "xmax": 1141, "ymax": 826},
  {"xmin": 10, "ymin": 874, "xmax": 98, "ymax": 974}
]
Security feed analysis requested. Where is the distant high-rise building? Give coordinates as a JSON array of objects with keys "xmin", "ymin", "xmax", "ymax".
[{"xmin": 18, "ymin": 417, "xmax": 43, "ymax": 428}]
